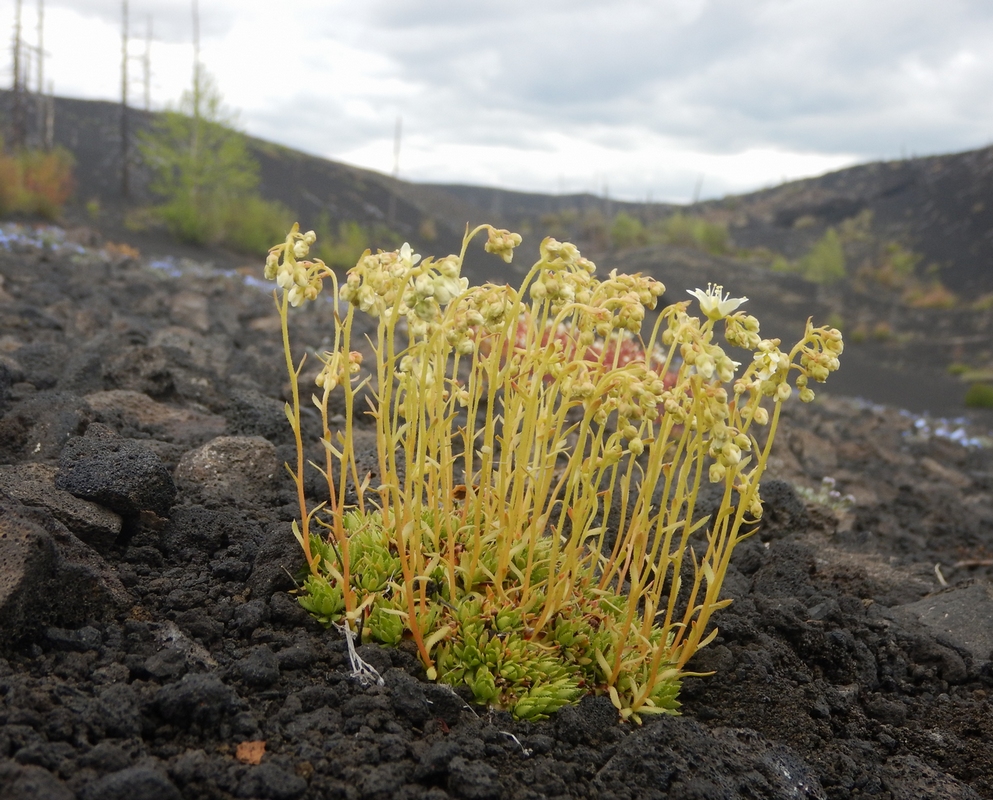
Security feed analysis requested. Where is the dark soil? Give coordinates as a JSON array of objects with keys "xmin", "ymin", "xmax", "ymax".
[{"xmin": 3, "ymin": 223, "xmax": 993, "ymax": 800}]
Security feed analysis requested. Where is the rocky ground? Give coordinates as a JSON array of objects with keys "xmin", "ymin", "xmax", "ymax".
[{"xmin": 2, "ymin": 223, "xmax": 993, "ymax": 799}]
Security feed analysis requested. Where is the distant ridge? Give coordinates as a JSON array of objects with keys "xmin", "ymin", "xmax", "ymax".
[{"xmin": 2, "ymin": 90, "xmax": 993, "ymax": 294}]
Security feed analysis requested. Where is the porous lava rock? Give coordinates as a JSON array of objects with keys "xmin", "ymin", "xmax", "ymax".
[
  {"xmin": 56, "ymin": 422, "xmax": 176, "ymax": 520},
  {"xmin": 173, "ymin": 435, "xmax": 279, "ymax": 508},
  {"xmin": 0, "ymin": 493, "xmax": 129, "ymax": 648},
  {"xmin": 1, "ymin": 225, "xmax": 993, "ymax": 798}
]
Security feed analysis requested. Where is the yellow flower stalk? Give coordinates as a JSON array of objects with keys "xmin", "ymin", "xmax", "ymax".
[{"xmin": 263, "ymin": 221, "xmax": 843, "ymax": 722}]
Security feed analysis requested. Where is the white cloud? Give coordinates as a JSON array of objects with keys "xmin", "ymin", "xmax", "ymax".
[{"xmin": 2, "ymin": 0, "xmax": 992, "ymax": 201}]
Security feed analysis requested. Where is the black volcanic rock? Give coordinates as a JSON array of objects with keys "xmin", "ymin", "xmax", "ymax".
[
  {"xmin": 56, "ymin": 423, "xmax": 176, "ymax": 518},
  {"xmin": 0, "ymin": 390, "xmax": 93, "ymax": 464},
  {"xmin": 0, "ymin": 170, "xmax": 993, "ymax": 799}
]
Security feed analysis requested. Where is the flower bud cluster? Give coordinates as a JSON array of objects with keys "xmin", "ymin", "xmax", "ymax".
[
  {"xmin": 797, "ymin": 323, "xmax": 844, "ymax": 395},
  {"xmin": 403, "ymin": 255, "xmax": 470, "ymax": 330},
  {"xmin": 445, "ymin": 286, "xmax": 526, "ymax": 362},
  {"xmin": 530, "ymin": 264, "xmax": 595, "ymax": 311},
  {"xmin": 703, "ymin": 402, "xmax": 753, "ymax": 482},
  {"xmin": 529, "ymin": 238, "xmax": 598, "ymax": 315},
  {"xmin": 735, "ymin": 322, "xmax": 843, "ymax": 405},
  {"xmin": 587, "ymin": 361, "xmax": 673, "ymax": 455},
  {"xmin": 339, "ymin": 242, "xmax": 422, "ymax": 321},
  {"xmin": 590, "ymin": 270, "xmax": 666, "ymax": 334},
  {"xmin": 664, "ymin": 307, "xmax": 740, "ymax": 384},
  {"xmin": 338, "ymin": 242, "xmax": 475, "ymax": 343},
  {"xmin": 264, "ymin": 227, "xmax": 325, "ymax": 307},
  {"xmin": 551, "ymin": 357, "xmax": 599, "ymax": 404},
  {"xmin": 723, "ymin": 311, "xmax": 762, "ymax": 350},
  {"xmin": 461, "ymin": 285, "xmax": 523, "ymax": 333},
  {"xmin": 483, "ymin": 228, "xmax": 523, "ymax": 263},
  {"xmin": 746, "ymin": 338, "xmax": 792, "ymax": 401},
  {"xmin": 538, "ymin": 236, "xmax": 591, "ymax": 269},
  {"xmin": 315, "ymin": 349, "xmax": 363, "ymax": 392}
]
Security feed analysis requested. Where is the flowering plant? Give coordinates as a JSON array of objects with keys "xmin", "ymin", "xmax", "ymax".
[{"xmin": 264, "ymin": 223, "xmax": 843, "ymax": 721}]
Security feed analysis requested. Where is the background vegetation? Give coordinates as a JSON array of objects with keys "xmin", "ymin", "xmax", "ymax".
[
  {"xmin": 137, "ymin": 70, "xmax": 291, "ymax": 254},
  {"xmin": 0, "ymin": 139, "xmax": 74, "ymax": 219}
]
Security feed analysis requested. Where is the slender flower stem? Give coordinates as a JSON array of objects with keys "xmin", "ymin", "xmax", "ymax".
[{"xmin": 266, "ymin": 221, "xmax": 842, "ymax": 720}]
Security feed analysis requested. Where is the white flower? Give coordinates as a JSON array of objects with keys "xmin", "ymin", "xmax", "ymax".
[
  {"xmin": 687, "ymin": 284, "xmax": 748, "ymax": 321},
  {"xmin": 399, "ymin": 242, "xmax": 421, "ymax": 270}
]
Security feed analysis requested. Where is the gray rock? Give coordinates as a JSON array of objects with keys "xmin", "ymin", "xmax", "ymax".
[
  {"xmin": 247, "ymin": 522, "xmax": 300, "ymax": 599},
  {"xmin": 0, "ymin": 494, "xmax": 130, "ymax": 649},
  {"xmin": 155, "ymin": 673, "xmax": 244, "ymax": 730},
  {"xmin": 56, "ymin": 423, "xmax": 176, "ymax": 518},
  {"xmin": 174, "ymin": 435, "xmax": 279, "ymax": 507},
  {"xmin": 788, "ymin": 427, "xmax": 839, "ymax": 477},
  {"xmin": 0, "ymin": 359, "xmax": 13, "ymax": 415},
  {"xmin": 102, "ymin": 345, "xmax": 177, "ymax": 399},
  {"xmin": 448, "ymin": 756, "xmax": 502, "ymax": 800},
  {"xmin": 10, "ymin": 340, "xmax": 67, "ymax": 390},
  {"xmin": 149, "ymin": 325, "xmax": 230, "ymax": 373},
  {"xmin": 236, "ymin": 763, "xmax": 307, "ymax": 800},
  {"xmin": 0, "ymin": 761, "xmax": 75, "ymax": 800},
  {"xmin": 0, "ymin": 390, "xmax": 93, "ymax": 463},
  {"xmin": 881, "ymin": 754, "xmax": 982, "ymax": 800},
  {"xmin": 225, "ymin": 387, "xmax": 287, "ymax": 440},
  {"xmin": 161, "ymin": 505, "xmax": 264, "ymax": 559},
  {"xmin": 79, "ymin": 766, "xmax": 182, "ymax": 800},
  {"xmin": 94, "ymin": 683, "xmax": 143, "ymax": 739},
  {"xmin": 168, "ymin": 291, "xmax": 211, "ymax": 334},
  {"xmin": 101, "ymin": 344, "xmax": 230, "ymax": 410},
  {"xmin": 44, "ymin": 625, "xmax": 103, "ymax": 652},
  {"xmin": 84, "ymin": 389, "xmax": 227, "ymax": 447},
  {"xmin": 0, "ymin": 500, "xmax": 64, "ymax": 644},
  {"xmin": 887, "ymin": 580, "xmax": 993, "ymax": 671},
  {"xmin": 235, "ymin": 645, "xmax": 280, "ymax": 687},
  {"xmin": 0, "ymin": 462, "xmax": 121, "ymax": 552}
]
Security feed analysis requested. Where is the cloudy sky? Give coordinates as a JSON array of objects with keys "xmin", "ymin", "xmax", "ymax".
[{"xmin": 3, "ymin": 0, "xmax": 993, "ymax": 202}]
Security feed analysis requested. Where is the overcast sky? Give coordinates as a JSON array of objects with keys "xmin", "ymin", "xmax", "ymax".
[{"xmin": 3, "ymin": 0, "xmax": 993, "ymax": 202}]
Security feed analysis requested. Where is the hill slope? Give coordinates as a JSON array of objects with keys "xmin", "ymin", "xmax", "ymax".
[
  {"xmin": 4, "ymin": 90, "xmax": 991, "ymax": 290},
  {"xmin": 3, "ymin": 91, "xmax": 993, "ymax": 413}
]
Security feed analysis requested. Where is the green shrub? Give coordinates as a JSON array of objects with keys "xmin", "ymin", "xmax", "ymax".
[
  {"xmin": 883, "ymin": 242, "xmax": 921, "ymax": 278},
  {"xmin": 695, "ymin": 219, "xmax": 729, "ymax": 255},
  {"xmin": 610, "ymin": 212, "xmax": 645, "ymax": 249},
  {"xmin": 138, "ymin": 69, "xmax": 283, "ymax": 254},
  {"xmin": 223, "ymin": 195, "xmax": 294, "ymax": 255},
  {"xmin": 826, "ymin": 312, "xmax": 845, "ymax": 332},
  {"xmin": 965, "ymin": 383, "xmax": 993, "ymax": 409},
  {"xmin": 655, "ymin": 212, "xmax": 696, "ymax": 247},
  {"xmin": 971, "ymin": 293, "xmax": 993, "ymax": 311},
  {"xmin": 837, "ymin": 209, "xmax": 874, "ymax": 244},
  {"xmin": 315, "ymin": 218, "xmax": 371, "ymax": 270},
  {"xmin": 313, "ymin": 215, "xmax": 401, "ymax": 270},
  {"xmin": 770, "ymin": 255, "xmax": 793, "ymax": 273},
  {"xmin": 650, "ymin": 213, "xmax": 729, "ymax": 255},
  {"xmin": 797, "ymin": 228, "xmax": 846, "ymax": 284}
]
